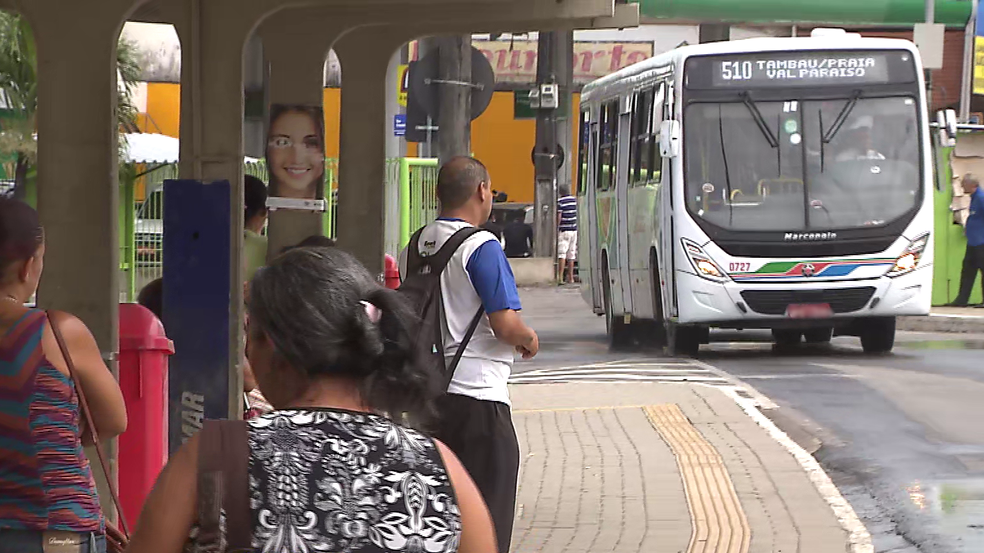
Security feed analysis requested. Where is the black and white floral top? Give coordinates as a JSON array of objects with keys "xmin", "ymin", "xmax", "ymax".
[{"xmin": 190, "ymin": 408, "xmax": 462, "ymax": 553}]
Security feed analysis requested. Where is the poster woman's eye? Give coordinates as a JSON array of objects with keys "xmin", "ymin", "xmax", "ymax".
[
  {"xmin": 269, "ymin": 136, "xmax": 292, "ymax": 148},
  {"xmin": 304, "ymin": 136, "xmax": 321, "ymax": 150}
]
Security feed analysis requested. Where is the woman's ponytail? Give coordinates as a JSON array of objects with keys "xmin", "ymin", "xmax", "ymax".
[{"xmin": 358, "ymin": 287, "xmax": 439, "ymax": 427}]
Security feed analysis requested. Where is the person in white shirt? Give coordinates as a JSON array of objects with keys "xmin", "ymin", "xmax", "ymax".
[{"xmin": 399, "ymin": 156, "xmax": 539, "ymax": 553}]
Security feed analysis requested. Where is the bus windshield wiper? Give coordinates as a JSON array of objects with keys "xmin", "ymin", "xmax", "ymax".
[
  {"xmin": 740, "ymin": 92, "xmax": 778, "ymax": 148},
  {"xmin": 823, "ymin": 89, "xmax": 862, "ymax": 143}
]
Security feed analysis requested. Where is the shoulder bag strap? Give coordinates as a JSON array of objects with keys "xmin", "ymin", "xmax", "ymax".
[
  {"xmin": 197, "ymin": 419, "xmax": 252, "ymax": 553},
  {"xmin": 47, "ymin": 311, "xmax": 130, "ymax": 538}
]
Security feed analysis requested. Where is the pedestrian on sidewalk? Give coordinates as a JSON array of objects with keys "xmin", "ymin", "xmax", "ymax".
[
  {"xmin": 399, "ymin": 156, "xmax": 539, "ymax": 553},
  {"xmin": 0, "ymin": 198, "xmax": 128, "ymax": 553},
  {"xmin": 127, "ymin": 247, "xmax": 497, "ymax": 553},
  {"xmin": 243, "ymin": 174, "xmax": 269, "ymax": 284},
  {"xmin": 556, "ymin": 185, "xmax": 578, "ymax": 284},
  {"xmin": 948, "ymin": 174, "xmax": 984, "ymax": 307}
]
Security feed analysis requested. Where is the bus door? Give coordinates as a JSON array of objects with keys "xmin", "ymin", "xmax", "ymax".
[
  {"xmin": 579, "ymin": 111, "xmax": 603, "ymax": 313},
  {"xmin": 614, "ymin": 95, "xmax": 633, "ymax": 316},
  {"xmin": 657, "ymin": 83, "xmax": 678, "ymax": 319}
]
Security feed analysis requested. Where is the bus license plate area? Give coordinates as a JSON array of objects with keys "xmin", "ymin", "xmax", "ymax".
[{"xmin": 785, "ymin": 303, "xmax": 833, "ymax": 319}]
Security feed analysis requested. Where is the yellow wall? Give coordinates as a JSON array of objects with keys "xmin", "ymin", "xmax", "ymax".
[
  {"xmin": 143, "ymin": 82, "xmax": 181, "ymax": 137},
  {"xmin": 141, "ymin": 84, "xmax": 580, "ymax": 203}
]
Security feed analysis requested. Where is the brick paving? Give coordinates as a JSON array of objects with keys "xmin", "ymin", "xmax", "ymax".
[{"xmin": 508, "ymin": 382, "xmax": 850, "ymax": 553}]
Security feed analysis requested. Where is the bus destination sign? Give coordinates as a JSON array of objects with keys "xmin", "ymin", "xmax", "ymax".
[{"xmin": 686, "ymin": 51, "xmax": 914, "ymax": 89}]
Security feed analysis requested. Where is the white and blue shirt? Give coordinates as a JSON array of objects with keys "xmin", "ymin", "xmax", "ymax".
[
  {"xmin": 399, "ymin": 218, "xmax": 523, "ymax": 405},
  {"xmin": 558, "ymin": 195, "xmax": 578, "ymax": 232}
]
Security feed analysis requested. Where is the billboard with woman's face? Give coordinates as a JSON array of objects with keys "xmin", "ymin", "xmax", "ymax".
[{"xmin": 266, "ymin": 104, "xmax": 326, "ymax": 200}]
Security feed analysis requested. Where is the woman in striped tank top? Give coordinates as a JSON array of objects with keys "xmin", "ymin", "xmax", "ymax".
[{"xmin": 0, "ymin": 198, "xmax": 128, "ymax": 553}]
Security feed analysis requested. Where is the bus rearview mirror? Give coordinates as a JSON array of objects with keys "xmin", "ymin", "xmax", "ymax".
[
  {"xmin": 660, "ymin": 120, "xmax": 681, "ymax": 158},
  {"xmin": 936, "ymin": 109, "xmax": 957, "ymax": 147}
]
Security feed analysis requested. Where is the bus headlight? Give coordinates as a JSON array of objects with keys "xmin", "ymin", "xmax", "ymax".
[
  {"xmin": 682, "ymin": 239, "xmax": 729, "ymax": 281},
  {"xmin": 887, "ymin": 233, "xmax": 929, "ymax": 277}
]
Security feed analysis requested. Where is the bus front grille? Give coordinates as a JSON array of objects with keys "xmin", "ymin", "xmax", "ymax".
[{"xmin": 740, "ymin": 287, "xmax": 877, "ymax": 316}]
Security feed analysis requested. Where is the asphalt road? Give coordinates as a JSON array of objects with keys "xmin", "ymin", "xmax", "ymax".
[{"xmin": 516, "ymin": 286, "xmax": 984, "ymax": 553}]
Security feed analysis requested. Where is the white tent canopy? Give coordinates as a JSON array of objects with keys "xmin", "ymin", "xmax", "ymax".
[{"xmin": 123, "ymin": 133, "xmax": 261, "ymax": 164}]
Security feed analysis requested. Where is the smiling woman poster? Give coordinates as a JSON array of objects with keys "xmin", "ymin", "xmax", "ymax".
[{"xmin": 266, "ymin": 104, "xmax": 326, "ymax": 200}]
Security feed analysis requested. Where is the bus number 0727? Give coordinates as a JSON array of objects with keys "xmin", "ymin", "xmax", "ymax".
[
  {"xmin": 729, "ymin": 262, "xmax": 751, "ymax": 272},
  {"xmin": 721, "ymin": 61, "xmax": 753, "ymax": 81}
]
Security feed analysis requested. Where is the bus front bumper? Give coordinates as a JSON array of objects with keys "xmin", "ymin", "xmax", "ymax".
[{"xmin": 673, "ymin": 265, "xmax": 932, "ymax": 328}]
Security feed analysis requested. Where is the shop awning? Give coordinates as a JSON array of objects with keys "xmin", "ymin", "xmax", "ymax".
[{"xmin": 636, "ymin": 0, "xmax": 973, "ymax": 27}]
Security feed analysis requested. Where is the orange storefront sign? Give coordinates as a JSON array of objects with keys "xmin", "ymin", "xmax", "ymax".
[{"xmin": 476, "ymin": 40, "xmax": 653, "ymax": 83}]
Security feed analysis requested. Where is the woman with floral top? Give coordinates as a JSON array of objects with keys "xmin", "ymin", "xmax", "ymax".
[{"xmin": 127, "ymin": 246, "xmax": 497, "ymax": 553}]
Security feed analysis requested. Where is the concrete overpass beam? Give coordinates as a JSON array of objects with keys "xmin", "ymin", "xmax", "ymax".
[
  {"xmin": 166, "ymin": 0, "xmax": 268, "ymax": 418},
  {"xmin": 259, "ymin": 16, "xmax": 348, "ymax": 257},
  {"xmin": 333, "ymin": 29, "xmax": 406, "ymax": 275},
  {"xmin": 19, "ymin": 0, "xmax": 146, "ymax": 520}
]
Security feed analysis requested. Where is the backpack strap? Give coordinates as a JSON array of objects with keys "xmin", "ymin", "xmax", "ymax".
[
  {"xmin": 197, "ymin": 419, "xmax": 252, "ymax": 553},
  {"xmin": 443, "ymin": 306, "xmax": 485, "ymax": 390},
  {"xmin": 423, "ymin": 226, "xmax": 489, "ymax": 275},
  {"xmin": 405, "ymin": 226, "xmax": 427, "ymax": 276}
]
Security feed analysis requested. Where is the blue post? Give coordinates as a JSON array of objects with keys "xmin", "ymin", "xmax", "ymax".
[{"xmin": 162, "ymin": 179, "xmax": 233, "ymax": 453}]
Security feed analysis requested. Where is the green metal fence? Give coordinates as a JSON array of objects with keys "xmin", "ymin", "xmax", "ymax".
[
  {"xmin": 399, "ymin": 158, "xmax": 440, "ymax": 249},
  {"xmin": 119, "ymin": 157, "xmax": 439, "ymax": 302}
]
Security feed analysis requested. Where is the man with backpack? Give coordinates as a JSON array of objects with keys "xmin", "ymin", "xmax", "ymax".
[{"xmin": 399, "ymin": 156, "xmax": 539, "ymax": 553}]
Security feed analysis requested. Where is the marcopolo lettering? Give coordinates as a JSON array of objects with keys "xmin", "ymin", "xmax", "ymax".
[{"xmin": 784, "ymin": 232, "xmax": 838, "ymax": 241}]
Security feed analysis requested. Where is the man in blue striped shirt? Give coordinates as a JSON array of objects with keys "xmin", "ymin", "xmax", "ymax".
[{"xmin": 557, "ymin": 185, "xmax": 578, "ymax": 284}]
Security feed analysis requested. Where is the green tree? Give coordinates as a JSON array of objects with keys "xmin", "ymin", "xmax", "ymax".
[{"xmin": 0, "ymin": 10, "xmax": 141, "ymax": 200}]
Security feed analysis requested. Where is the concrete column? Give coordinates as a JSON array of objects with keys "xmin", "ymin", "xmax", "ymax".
[
  {"xmin": 23, "ymin": 0, "xmax": 141, "ymax": 520},
  {"xmin": 169, "ymin": 0, "xmax": 267, "ymax": 418},
  {"xmin": 334, "ymin": 30, "xmax": 405, "ymax": 275},
  {"xmin": 556, "ymin": 30, "xmax": 574, "ymax": 194},
  {"xmin": 384, "ymin": 49, "xmax": 404, "ymax": 256},
  {"xmin": 259, "ymin": 15, "xmax": 345, "ymax": 257}
]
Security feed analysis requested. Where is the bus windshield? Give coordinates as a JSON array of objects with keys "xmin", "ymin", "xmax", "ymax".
[{"xmin": 683, "ymin": 96, "xmax": 920, "ymax": 232}]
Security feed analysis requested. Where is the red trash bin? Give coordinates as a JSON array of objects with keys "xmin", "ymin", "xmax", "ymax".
[
  {"xmin": 384, "ymin": 254, "xmax": 400, "ymax": 289},
  {"xmin": 117, "ymin": 303, "xmax": 173, "ymax": 527}
]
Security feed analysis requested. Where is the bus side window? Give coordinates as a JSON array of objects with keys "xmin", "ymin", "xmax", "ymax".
[
  {"xmin": 597, "ymin": 101, "xmax": 618, "ymax": 191},
  {"xmin": 649, "ymin": 83, "xmax": 666, "ymax": 184},
  {"xmin": 630, "ymin": 89, "xmax": 653, "ymax": 186},
  {"xmin": 632, "ymin": 89, "xmax": 652, "ymax": 187},
  {"xmin": 596, "ymin": 104, "xmax": 607, "ymax": 191},
  {"xmin": 628, "ymin": 92, "xmax": 639, "ymax": 186},
  {"xmin": 608, "ymin": 100, "xmax": 619, "ymax": 190}
]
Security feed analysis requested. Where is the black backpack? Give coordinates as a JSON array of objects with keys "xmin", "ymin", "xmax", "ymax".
[{"xmin": 400, "ymin": 226, "xmax": 487, "ymax": 391}]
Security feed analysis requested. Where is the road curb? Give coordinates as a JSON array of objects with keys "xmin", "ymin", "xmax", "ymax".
[
  {"xmin": 897, "ymin": 314, "xmax": 984, "ymax": 333},
  {"xmin": 720, "ymin": 387, "xmax": 874, "ymax": 553}
]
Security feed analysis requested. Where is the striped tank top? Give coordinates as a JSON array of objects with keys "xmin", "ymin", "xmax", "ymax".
[{"xmin": 0, "ymin": 310, "xmax": 103, "ymax": 532}]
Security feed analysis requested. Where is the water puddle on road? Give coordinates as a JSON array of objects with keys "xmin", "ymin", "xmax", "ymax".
[{"xmin": 908, "ymin": 479, "xmax": 984, "ymax": 550}]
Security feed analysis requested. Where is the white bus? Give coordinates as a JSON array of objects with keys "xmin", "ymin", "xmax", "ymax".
[{"xmin": 576, "ymin": 31, "xmax": 934, "ymax": 356}]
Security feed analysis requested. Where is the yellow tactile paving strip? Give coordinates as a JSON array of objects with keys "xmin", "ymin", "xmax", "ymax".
[{"xmin": 645, "ymin": 404, "xmax": 751, "ymax": 553}]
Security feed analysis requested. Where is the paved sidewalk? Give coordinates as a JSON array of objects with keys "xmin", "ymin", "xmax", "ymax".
[
  {"xmin": 508, "ymin": 382, "xmax": 854, "ymax": 553},
  {"xmin": 896, "ymin": 305, "xmax": 984, "ymax": 333}
]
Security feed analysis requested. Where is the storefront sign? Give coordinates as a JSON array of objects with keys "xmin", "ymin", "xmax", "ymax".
[{"xmin": 475, "ymin": 40, "xmax": 652, "ymax": 83}]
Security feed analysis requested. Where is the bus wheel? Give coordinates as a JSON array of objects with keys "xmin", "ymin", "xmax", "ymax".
[
  {"xmin": 666, "ymin": 323, "xmax": 701, "ymax": 357},
  {"xmin": 772, "ymin": 329, "xmax": 802, "ymax": 346},
  {"xmin": 860, "ymin": 317, "xmax": 896, "ymax": 354},
  {"xmin": 803, "ymin": 327, "xmax": 834, "ymax": 344},
  {"xmin": 602, "ymin": 263, "xmax": 633, "ymax": 350}
]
